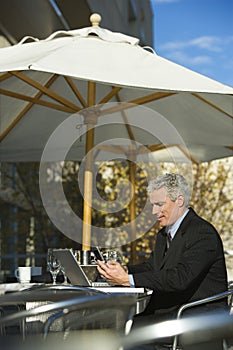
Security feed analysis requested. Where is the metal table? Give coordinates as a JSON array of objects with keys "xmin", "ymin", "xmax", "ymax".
[{"xmin": 0, "ymin": 283, "xmax": 152, "ymax": 315}]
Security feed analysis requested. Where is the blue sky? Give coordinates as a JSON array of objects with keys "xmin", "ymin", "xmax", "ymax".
[{"xmin": 150, "ymin": 0, "xmax": 233, "ymax": 87}]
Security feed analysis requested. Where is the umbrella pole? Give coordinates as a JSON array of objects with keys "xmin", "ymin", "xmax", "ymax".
[
  {"xmin": 128, "ymin": 148, "xmax": 137, "ymax": 264},
  {"xmin": 129, "ymin": 161, "xmax": 137, "ymax": 264},
  {"xmin": 81, "ymin": 82, "xmax": 97, "ymax": 264}
]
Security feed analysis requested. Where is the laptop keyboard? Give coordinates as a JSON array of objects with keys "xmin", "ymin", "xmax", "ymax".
[{"xmin": 91, "ymin": 281, "xmax": 111, "ymax": 287}]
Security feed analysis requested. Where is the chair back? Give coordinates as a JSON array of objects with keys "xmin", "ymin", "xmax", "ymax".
[{"xmin": 0, "ymin": 287, "xmax": 137, "ymax": 344}]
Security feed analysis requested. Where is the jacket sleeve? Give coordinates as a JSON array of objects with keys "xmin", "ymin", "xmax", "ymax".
[
  {"xmin": 131, "ymin": 221, "xmax": 224, "ymax": 292},
  {"xmin": 127, "ymin": 253, "xmax": 154, "ymax": 274}
]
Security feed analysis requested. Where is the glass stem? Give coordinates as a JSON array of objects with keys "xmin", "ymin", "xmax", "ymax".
[{"xmin": 52, "ymin": 272, "xmax": 57, "ymax": 285}]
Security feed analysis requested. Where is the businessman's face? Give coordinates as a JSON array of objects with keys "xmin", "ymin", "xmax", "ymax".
[{"xmin": 150, "ymin": 187, "xmax": 185, "ymax": 227}]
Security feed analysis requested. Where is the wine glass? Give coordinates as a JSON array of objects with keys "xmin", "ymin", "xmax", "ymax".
[
  {"xmin": 47, "ymin": 248, "xmax": 61, "ymax": 285},
  {"xmin": 105, "ymin": 250, "xmax": 123, "ymax": 264},
  {"xmin": 60, "ymin": 265, "xmax": 69, "ymax": 284}
]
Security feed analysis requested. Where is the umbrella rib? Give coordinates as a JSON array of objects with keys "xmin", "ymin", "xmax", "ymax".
[
  {"xmin": 177, "ymin": 144, "xmax": 199, "ymax": 165},
  {"xmin": 0, "ymin": 88, "xmax": 75, "ymax": 113},
  {"xmin": 116, "ymin": 92, "xmax": 136, "ymax": 142},
  {"xmin": 0, "ymin": 94, "xmax": 35, "ymax": 142},
  {"xmin": 10, "ymin": 71, "xmax": 80, "ymax": 112},
  {"xmin": 99, "ymin": 92, "xmax": 176, "ymax": 117},
  {"xmin": 94, "ymin": 145, "xmax": 128, "ymax": 160},
  {"xmin": 122, "ymin": 117, "xmax": 136, "ymax": 142},
  {"xmin": 98, "ymin": 86, "xmax": 122, "ymax": 104},
  {"xmin": 96, "ymin": 144, "xmax": 128, "ymax": 155},
  {"xmin": 129, "ymin": 91, "xmax": 176, "ymax": 105},
  {"xmin": 0, "ymin": 76, "xmax": 73, "ymax": 142},
  {"xmin": 137, "ymin": 145, "xmax": 151, "ymax": 154},
  {"xmin": 0, "ymin": 72, "xmax": 12, "ymax": 82},
  {"xmin": 148, "ymin": 144, "xmax": 199, "ymax": 164},
  {"xmin": 64, "ymin": 76, "xmax": 88, "ymax": 108},
  {"xmin": 192, "ymin": 93, "xmax": 233, "ymax": 119},
  {"xmin": 148, "ymin": 144, "xmax": 173, "ymax": 152},
  {"xmin": 135, "ymin": 145, "xmax": 153, "ymax": 154}
]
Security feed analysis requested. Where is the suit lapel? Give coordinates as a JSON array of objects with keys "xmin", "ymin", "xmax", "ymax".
[
  {"xmin": 156, "ymin": 229, "xmax": 167, "ymax": 267},
  {"xmin": 159, "ymin": 231, "xmax": 181, "ymax": 268},
  {"xmin": 158, "ymin": 208, "xmax": 197, "ymax": 268}
]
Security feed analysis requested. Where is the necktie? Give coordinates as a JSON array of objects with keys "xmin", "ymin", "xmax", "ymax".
[{"xmin": 166, "ymin": 231, "xmax": 172, "ymax": 250}]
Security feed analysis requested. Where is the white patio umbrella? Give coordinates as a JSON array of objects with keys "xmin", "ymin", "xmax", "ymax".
[{"xmin": 0, "ymin": 14, "xmax": 232, "ymax": 255}]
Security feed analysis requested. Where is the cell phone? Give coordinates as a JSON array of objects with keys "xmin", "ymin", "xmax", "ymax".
[{"xmin": 92, "ymin": 246, "xmax": 105, "ymax": 261}]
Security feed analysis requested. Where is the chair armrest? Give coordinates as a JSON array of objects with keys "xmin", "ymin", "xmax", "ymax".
[
  {"xmin": 177, "ymin": 289, "xmax": 233, "ymax": 319},
  {"xmin": 172, "ymin": 289, "xmax": 233, "ymax": 350}
]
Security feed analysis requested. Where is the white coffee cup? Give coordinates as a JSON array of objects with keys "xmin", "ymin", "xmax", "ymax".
[{"xmin": 15, "ymin": 266, "xmax": 31, "ymax": 283}]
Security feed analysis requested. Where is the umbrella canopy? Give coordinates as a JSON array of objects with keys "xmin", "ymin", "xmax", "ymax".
[
  {"xmin": 0, "ymin": 14, "xmax": 232, "ymax": 252},
  {"xmin": 0, "ymin": 14, "xmax": 232, "ymax": 163}
]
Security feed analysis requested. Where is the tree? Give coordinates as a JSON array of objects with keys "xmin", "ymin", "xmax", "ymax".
[
  {"xmin": 0, "ymin": 157, "xmax": 232, "ymax": 273},
  {"xmin": 0, "ymin": 162, "xmax": 82, "ymax": 272}
]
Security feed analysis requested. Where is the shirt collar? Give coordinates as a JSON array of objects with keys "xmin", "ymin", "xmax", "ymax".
[{"xmin": 166, "ymin": 208, "xmax": 189, "ymax": 239}]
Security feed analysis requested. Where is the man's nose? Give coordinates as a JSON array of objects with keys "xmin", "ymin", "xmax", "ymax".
[{"xmin": 152, "ymin": 205, "xmax": 159, "ymax": 215}]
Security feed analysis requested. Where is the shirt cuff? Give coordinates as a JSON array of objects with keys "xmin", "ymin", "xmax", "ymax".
[{"xmin": 128, "ymin": 274, "xmax": 135, "ymax": 287}]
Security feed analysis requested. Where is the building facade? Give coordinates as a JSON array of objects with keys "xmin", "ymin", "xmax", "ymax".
[{"xmin": 0, "ymin": 0, "xmax": 153, "ymax": 47}]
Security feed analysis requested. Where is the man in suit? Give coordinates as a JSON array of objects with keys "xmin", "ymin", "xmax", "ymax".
[{"xmin": 97, "ymin": 173, "xmax": 228, "ymax": 348}]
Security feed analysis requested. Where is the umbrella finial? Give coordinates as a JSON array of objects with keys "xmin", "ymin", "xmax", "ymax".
[{"xmin": 90, "ymin": 13, "xmax": 102, "ymax": 27}]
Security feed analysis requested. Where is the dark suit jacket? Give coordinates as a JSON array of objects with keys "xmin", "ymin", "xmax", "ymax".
[{"xmin": 128, "ymin": 208, "xmax": 228, "ymax": 322}]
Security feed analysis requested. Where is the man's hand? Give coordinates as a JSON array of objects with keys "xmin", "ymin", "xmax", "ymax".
[{"xmin": 97, "ymin": 260, "xmax": 130, "ymax": 286}]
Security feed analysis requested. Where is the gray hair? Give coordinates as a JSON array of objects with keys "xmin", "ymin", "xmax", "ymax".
[{"xmin": 147, "ymin": 173, "xmax": 191, "ymax": 207}]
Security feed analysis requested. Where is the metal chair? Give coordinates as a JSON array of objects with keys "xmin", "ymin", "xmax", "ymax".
[
  {"xmin": 0, "ymin": 284, "xmax": 108, "ymax": 337},
  {"xmin": 122, "ymin": 311, "xmax": 233, "ymax": 350},
  {"xmin": 0, "ymin": 291, "xmax": 137, "ymax": 343},
  {"xmin": 121, "ymin": 286, "xmax": 233, "ymax": 350},
  {"xmin": 172, "ymin": 288, "xmax": 233, "ymax": 350}
]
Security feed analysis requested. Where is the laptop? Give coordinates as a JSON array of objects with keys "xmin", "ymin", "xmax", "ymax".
[{"xmin": 53, "ymin": 248, "xmax": 111, "ymax": 287}]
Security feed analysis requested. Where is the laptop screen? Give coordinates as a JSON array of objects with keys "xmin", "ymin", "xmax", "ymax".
[{"xmin": 53, "ymin": 248, "xmax": 91, "ymax": 286}]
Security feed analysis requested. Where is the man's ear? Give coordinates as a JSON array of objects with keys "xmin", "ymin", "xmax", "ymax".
[{"xmin": 177, "ymin": 194, "xmax": 185, "ymax": 207}]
